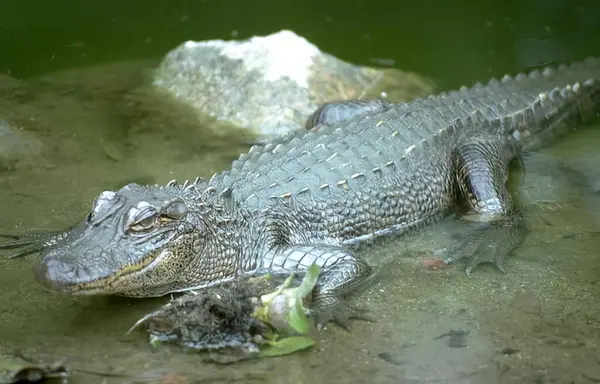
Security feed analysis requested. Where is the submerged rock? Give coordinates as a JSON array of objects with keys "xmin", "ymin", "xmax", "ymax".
[
  {"xmin": 152, "ymin": 30, "xmax": 435, "ymax": 138},
  {"xmin": 0, "ymin": 120, "xmax": 44, "ymax": 172}
]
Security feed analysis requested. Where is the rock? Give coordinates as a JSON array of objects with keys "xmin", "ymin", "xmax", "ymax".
[
  {"xmin": 0, "ymin": 120, "xmax": 45, "ymax": 171},
  {"xmin": 0, "ymin": 74, "xmax": 47, "ymax": 172},
  {"xmin": 152, "ymin": 30, "xmax": 435, "ymax": 138}
]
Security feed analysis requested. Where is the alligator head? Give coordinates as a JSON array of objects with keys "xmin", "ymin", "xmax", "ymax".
[{"xmin": 34, "ymin": 180, "xmax": 243, "ymax": 297}]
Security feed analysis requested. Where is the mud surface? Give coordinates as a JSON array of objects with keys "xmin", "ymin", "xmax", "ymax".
[{"xmin": 0, "ymin": 61, "xmax": 599, "ymax": 384}]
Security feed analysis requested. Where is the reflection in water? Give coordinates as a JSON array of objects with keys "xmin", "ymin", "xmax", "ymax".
[{"xmin": 514, "ymin": 0, "xmax": 600, "ymax": 68}]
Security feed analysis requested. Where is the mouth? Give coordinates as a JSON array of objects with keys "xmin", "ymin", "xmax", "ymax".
[
  {"xmin": 34, "ymin": 249, "xmax": 168, "ymax": 297},
  {"xmin": 34, "ymin": 259, "xmax": 109, "ymax": 295}
]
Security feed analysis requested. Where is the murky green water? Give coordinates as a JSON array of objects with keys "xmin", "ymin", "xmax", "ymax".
[{"xmin": 1, "ymin": 1, "xmax": 600, "ymax": 383}]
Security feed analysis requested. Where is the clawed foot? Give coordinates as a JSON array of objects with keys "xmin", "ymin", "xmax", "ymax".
[
  {"xmin": 310, "ymin": 295, "xmax": 374, "ymax": 331},
  {"xmin": 0, "ymin": 230, "xmax": 63, "ymax": 258},
  {"xmin": 442, "ymin": 219, "xmax": 526, "ymax": 275},
  {"xmin": 443, "ymin": 236, "xmax": 507, "ymax": 275}
]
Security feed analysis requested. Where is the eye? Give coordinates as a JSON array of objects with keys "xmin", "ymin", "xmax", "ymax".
[{"xmin": 129, "ymin": 210, "xmax": 158, "ymax": 232}]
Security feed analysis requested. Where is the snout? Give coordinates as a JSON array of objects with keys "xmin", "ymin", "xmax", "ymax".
[
  {"xmin": 34, "ymin": 254, "xmax": 95, "ymax": 293},
  {"xmin": 35, "ymin": 256, "xmax": 74, "ymax": 292}
]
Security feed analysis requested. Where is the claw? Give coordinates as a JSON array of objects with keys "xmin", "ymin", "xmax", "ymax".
[
  {"xmin": 3, "ymin": 246, "xmax": 44, "ymax": 259},
  {"xmin": 0, "ymin": 234, "xmax": 38, "ymax": 249},
  {"xmin": 312, "ymin": 296, "xmax": 374, "ymax": 331},
  {"xmin": 464, "ymin": 252, "xmax": 507, "ymax": 275},
  {"xmin": 0, "ymin": 230, "xmax": 65, "ymax": 259},
  {"xmin": 0, "ymin": 234, "xmax": 21, "ymax": 240},
  {"xmin": 444, "ymin": 219, "xmax": 524, "ymax": 276}
]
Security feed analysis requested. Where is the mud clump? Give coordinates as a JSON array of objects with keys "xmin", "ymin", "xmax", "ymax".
[{"xmin": 128, "ymin": 277, "xmax": 278, "ymax": 364}]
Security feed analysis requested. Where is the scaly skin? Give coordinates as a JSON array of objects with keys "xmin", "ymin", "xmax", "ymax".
[{"xmin": 2, "ymin": 58, "xmax": 600, "ymax": 329}]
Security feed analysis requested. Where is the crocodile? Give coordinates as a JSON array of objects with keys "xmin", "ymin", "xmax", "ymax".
[{"xmin": 2, "ymin": 58, "xmax": 600, "ymax": 329}]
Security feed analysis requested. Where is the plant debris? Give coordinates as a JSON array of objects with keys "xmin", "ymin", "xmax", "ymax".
[
  {"xmin": 127, "ymin": 265, "xmax": 321, "ymax": 363},
  {"xmin": 0, "ymin": 353, "xmax": 68, "ymax": 384}
]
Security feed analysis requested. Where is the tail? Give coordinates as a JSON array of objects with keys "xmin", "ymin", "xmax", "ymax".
[
  {"xmin": 458, "ymin": 57, "xmax": 600, "ymax": 150},
  {"xmin": 508, "ymin": 57, "xmax": 600, "ymax": 149},
  {"xmin": 499, "ymin": 57, "xmax": 600, "ymax": 120}
]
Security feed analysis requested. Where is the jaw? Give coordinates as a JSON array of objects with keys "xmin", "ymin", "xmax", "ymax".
[
  {"xmin": 36, "ymin": 274, "xmax": 182, "ymax": 298},
  {"xmin": 166, "ymin": 275, "xmax": 238, "ymax": 294},
  {"xmin": 34, "ymin": 227, "xmax": 192, "ymax": 296},
  {"xmin": 35, "ymin": 253, "xmax": 177, "ymax": 297}
]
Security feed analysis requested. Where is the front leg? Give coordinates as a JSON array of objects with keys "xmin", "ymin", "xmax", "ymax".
[
  {"xmin": 264, "ymin": 244, "xmax": 372, "ymax": 330},
  {"xmin": 444, "ymin": 136, "xmax": 528, "ymax": 274}
]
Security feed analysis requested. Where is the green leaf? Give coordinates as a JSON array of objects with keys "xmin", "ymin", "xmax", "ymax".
[
  {"xmin": 288, "ymin": 297, "xmax": 309, "ymax": 334},
  {"xmin": 259, "ymin": 336, "xmax": 316, "ymax": 358},
  {"xmin": 254, "ymin": 263, "xmax": 321, "ymax": 335},
  {"xmin": 296, "ymin": 264, "xmax": 320, "ymax": 298}
]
